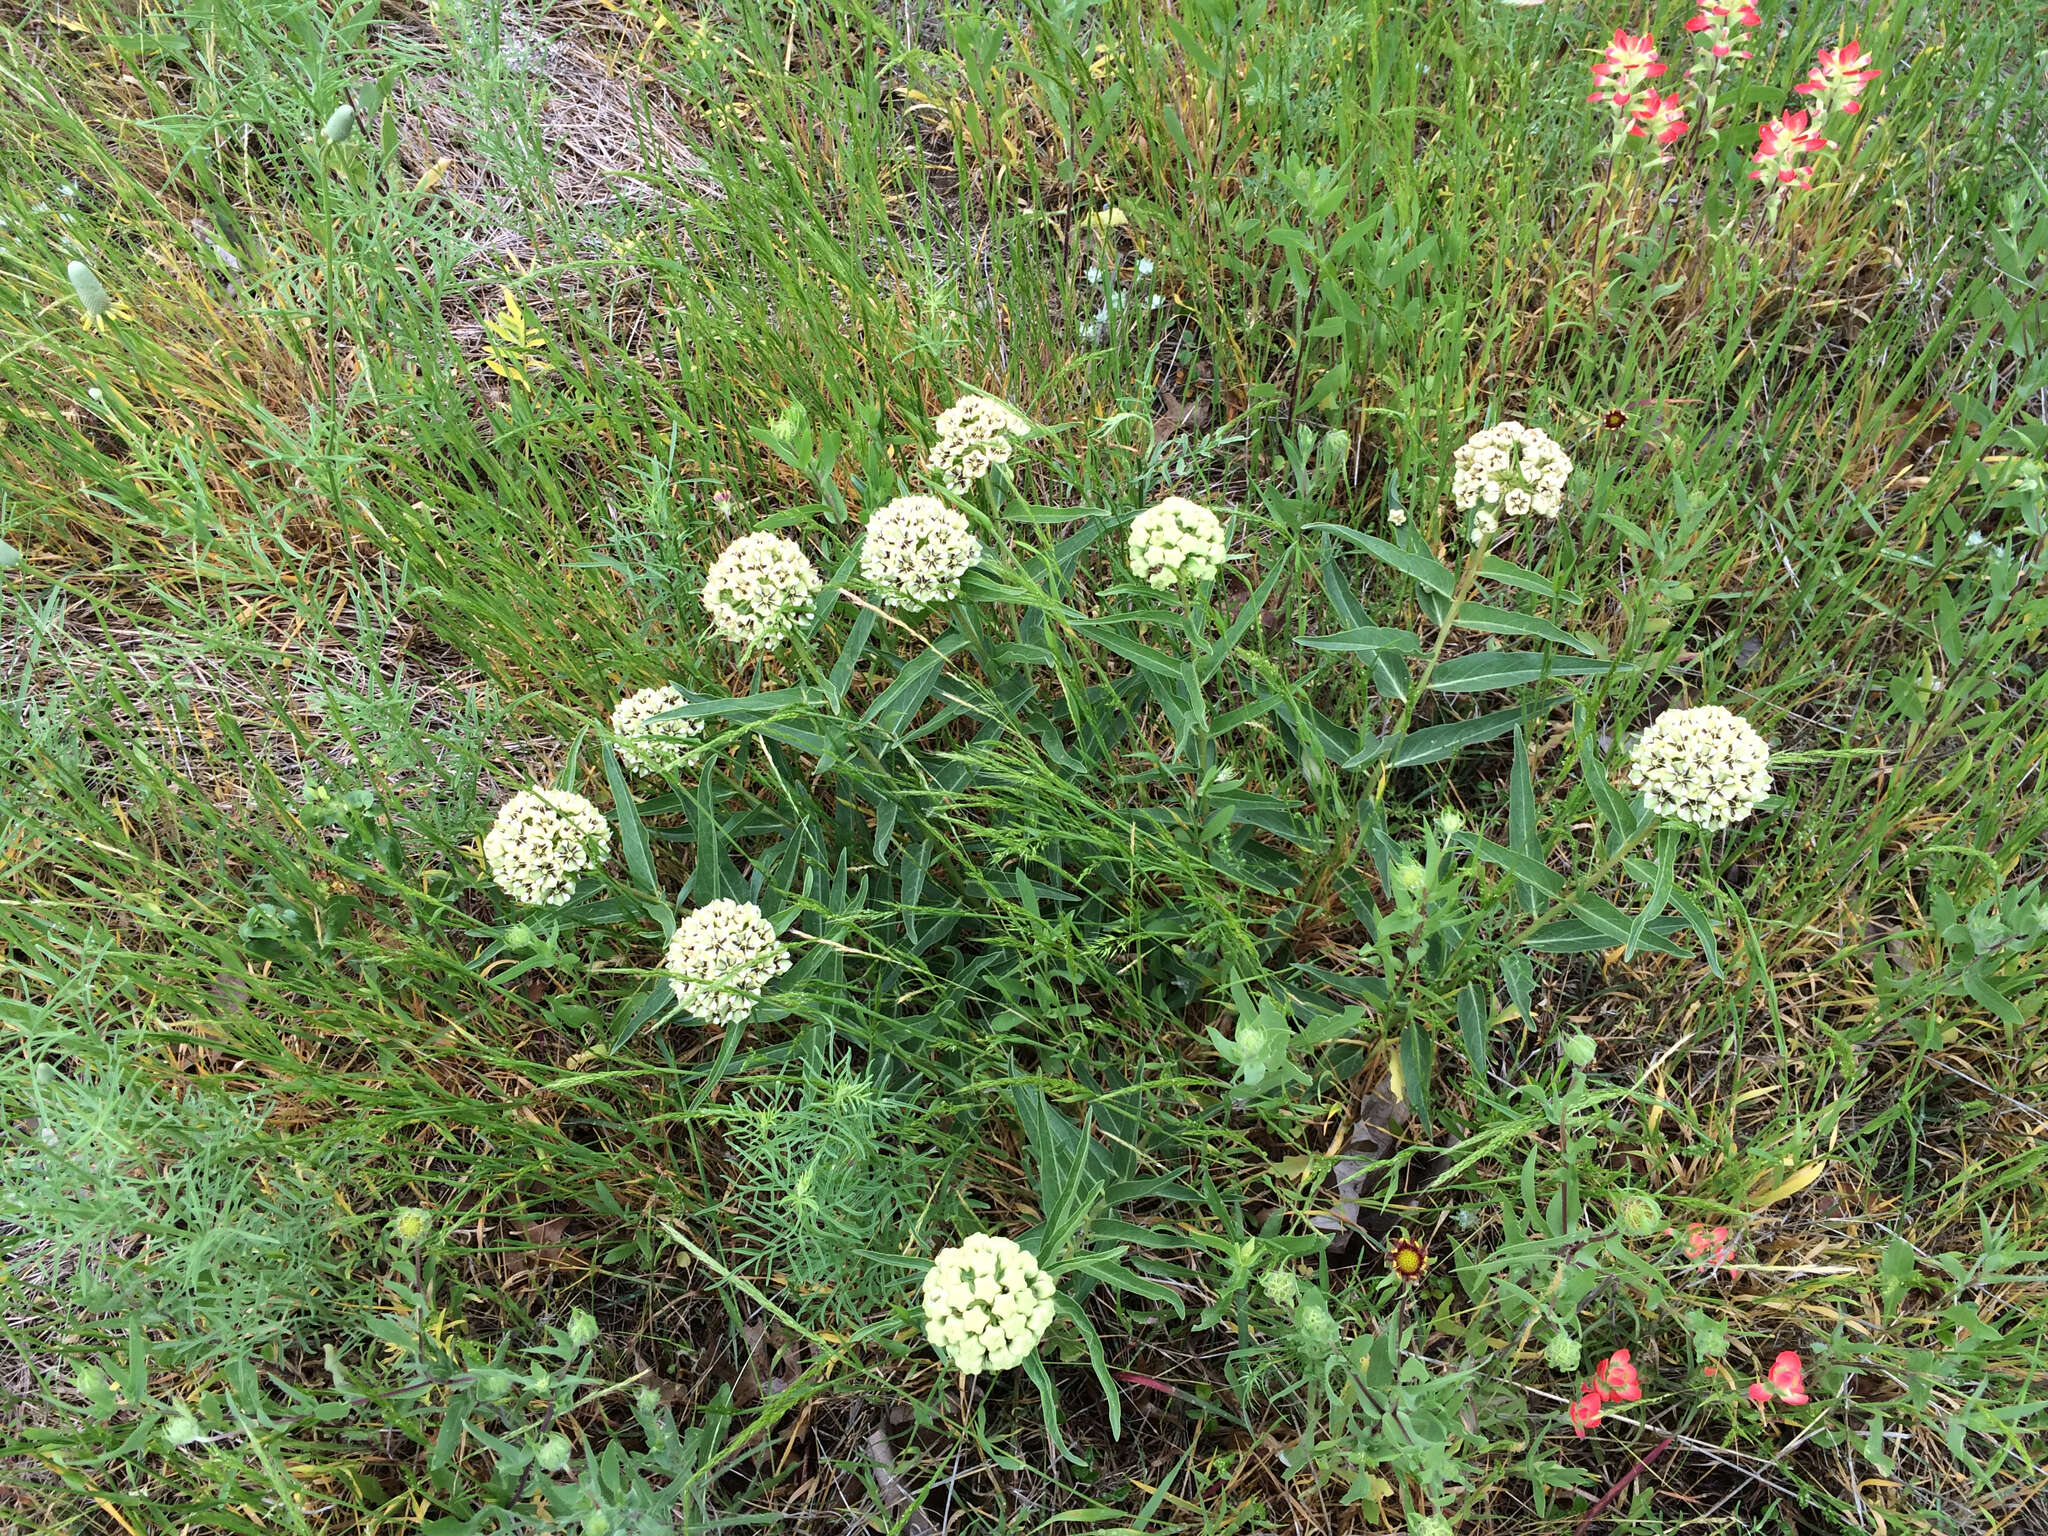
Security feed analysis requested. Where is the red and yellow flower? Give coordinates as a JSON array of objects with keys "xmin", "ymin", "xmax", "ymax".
[
  {"xmin": 1628, "ymin": 89, "xmax": 1691, "ymax": 146},
  {"xmin": 1748, "ymin": 1349, "xmax": 1811, "ymax": 1407},
  {"xmin": 1794, "ymin": 41, "xmax": 1881, "ymax": 116},
  {"xmin": 1749, "ymin": 110, "xmax": 1828, "ymax": 191},
  {"xmin": 1589, "ymin": 29, "xmax": 1667, "ymax": 109},
  {"xmin": 1683, "ymin": 1, "xmax": 1760, "ymax": 60}
]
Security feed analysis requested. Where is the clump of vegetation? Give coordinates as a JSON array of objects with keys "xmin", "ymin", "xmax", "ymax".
[{"xmin": 2, "ymin": 0, "xmax": 2046, "ymax": 1530}]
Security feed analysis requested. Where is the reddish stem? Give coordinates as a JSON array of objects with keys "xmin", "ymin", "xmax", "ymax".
[{"xmin": 1575, "ymin": 1435, "xmax": 1675, "ymax": 1534}]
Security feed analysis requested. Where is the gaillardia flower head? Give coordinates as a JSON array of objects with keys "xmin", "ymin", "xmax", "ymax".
[
  {"xmin": 483, "ymin": 788, "xmax": 610, "ymax": 906},
  {"xmin": 1386, "ymin": 1235, "xmax": 1430, "ymax": 1286},
  {"xmin": 1128, "ymin": 495, "xmax": 1227, "ymax": 589},
  {"xmin": 609, "ymin": 684, "xmax": 703, "ymax": 774},
  {"xmin": 1451, "ymin": 420, "xmax": 1573, "ymax": 544},
  {"xmin": 860, "ymin": 494, "xmax": 982, "ymax": 609},
  {"xmin": 922, "ymin": 1232, "xmax": 1057, "ymax": 1374},
  {"xmin": 1627, "ymin": 704, "xmax": 1771, "ymax": 831},
  {"xmin": 701, "ymin": 531, "xmax": 822, "ymax": 649},
  {"xmin": 663, "ymin": 898, "xmax": 791, "ymax": 1026},
  {"xmin": 927, "ymin": 395, "xmax": 1031, "ymax": 496}
]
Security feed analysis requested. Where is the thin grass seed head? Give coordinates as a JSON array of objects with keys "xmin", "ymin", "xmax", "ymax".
[
  {"xmin": 483, "ymin": 788, "xmax": 610, "ymax": 906},
  {"xmin": 922, "ymin": 1232, "xmax": 1057, "ymax": 1374},
  {"xmin": 860, "ymin": 494, "xmax": 982, "ymax": 609},
  {"xmin": 609, "ymin": 684, "xmax": 703, "ymax": 775},
  {"xmin": 1128, "ymin": 496, "xmax": 1227, "ymax": 589},
  {"xmin": 1627, "ymin": 704, "xmax": 1771, "ymax": 830},
  {"xmin": 663, "ymin": 898, "xmax": 790, "ymax": 1026},
  {"xmin": 927, "ymin": 395, "xmax": 1030, "ymax": 496},
  {"xmin": 701, "ymin": 531, "xmax": 822, "ymax": 648},
  {"xmin": 1450, "ymin": 421, "xmax": 1572, "ymax": 544}
]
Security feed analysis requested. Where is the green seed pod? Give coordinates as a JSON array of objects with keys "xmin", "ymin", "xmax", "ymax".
[
  {"xmin": 67, "ymin": 260, "xmax": 112, "ymax": 322},
  {"xmin": 389, "ymin": 1207, "xmax": 433, "ymax": 1246},
  {"xmin": 164, "ymin": 1412, "xmax": 204, "ymax": 1447},
  {"xmin": 322, "ymin": 104, "xmax": 357, "ymax": 145},
  {"xmin": 532, "ymin": 1432, "xmax": 573, "ymax": 1473},
  {"xmin": 1259, "ymin": 1267, "xmax": 1301, "ymax": 1310}
]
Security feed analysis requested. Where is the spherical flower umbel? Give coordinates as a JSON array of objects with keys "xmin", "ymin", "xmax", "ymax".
[
  {"xmin": 860, "ymin": 494, "xmax": 982, "ymax": 609},
  {"xmin": 701, "ymin": 532, "xmax": 822, "ymax": 649},
  {"xmin": 1128, "ymin": 496, "xmax": 1227, "ymax": 589},
  {"xmin": 663, "ymin": 898, "xmax": 790, "ymax": 1026},
  {"xmin": 610, "ymin": 684, "xmax": 703, "ymax": 775},
  {"xmin": 927, "ymin": 395, "xmax": 1031, "ymax": 496},
  {"xmin": 483, "ymin": 788, "xmax": 610, "ymax": 906},
  {"xmin": 1451, "ymin": 420, "xmax": 1573, "ymax": 545},
  {"xmin": 1627, "ymin": 705, "xmax": 1772, "ymax": 831},
  {"xmin": 921, "ymin": 1232, "xmax": 1057, "ymax": 1374}
]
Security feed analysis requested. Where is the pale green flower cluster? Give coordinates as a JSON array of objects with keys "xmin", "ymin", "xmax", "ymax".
[
  {"xmin": 701, "ymin": 531, "xmax": 822, "ymax": 648},
  {"xmin": 860, "ymin": 494, "xmax": 982, "ymax": 609},
  {"xmin": 663, "ymin": 898, "xmax": 790, "ymax": 1026},
  {"xmin": 1451, "ymin": 419, "xmax": 1572, "ymax": 544},
  {"xmin": 610, "ymin": 684, "xmax": 703, "ymax": 775},
  {"xmin": 927, "ymin": 395, "xmax": 1030, "ymax": 495},
  {"xmin": 1127, "ymin": 495, "xmax": 1227, "ymax": 590},
  {"xmin": 1627, "ymin": 704, "xmax": 1771, "ymax": 831},
  {"xmin": 483, "ymin": 788, "xmax": 610, "ymax": 906},
  {"xmin": 921, "ymin": 1232, "xmax": 1057, "ymax": 1373}
]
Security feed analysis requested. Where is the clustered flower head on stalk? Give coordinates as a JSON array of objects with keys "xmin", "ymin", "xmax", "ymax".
[
  {"xmin": 663, "ymin": 898, "xmax": 790, "ymax": 1026},
  {"xmin": 927, "ymin": 395, "xmax": 1031, "ymax": 496},
  {"xmin": 1627, "ymin": 704, "xmax": 1772, "ymax": 830},
  {"xmin": 1128, "ymin": 496, "xmax": 1228, "ymax": 590},
  {"xmin": 922, "ymin": 1233, "xmax": 1058, "ymax": 1374},
  {"xmin": 860, "ymin": 493, "xmax": 982, "ymax": 610},
  {"xmin": 701, "ymin": 531, "xmax": 823, "ymax": 649},
  {"xmin": 1794, "ymin": 41, "xmax": 1881, "ymax": 118},
  {"xmin": 1451, "ymin": 420, "xmax": 1572, "ymax": 545},
  {"xmin": 1683, "ymin": 0, "xmax": 1758, "ymax": 60},
  {"xmin": 610, "ymin": 684, "xmax": 703, "ymax": 775},
  {"xmin": 482, "ymin": 788, "xmax": 610, "ymax": 907}
]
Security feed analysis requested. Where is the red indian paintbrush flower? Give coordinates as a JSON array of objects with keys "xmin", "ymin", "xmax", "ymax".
[
  {"xmin": 1747, "ymin": 1349, "xmax": 1811, "ymax": 1406},
  {"xmin": 1592, "ymin": 1348, "xmax": 1643, "ymax": 1403},
  {"xmin": 1629, "ymin": 89, "xmax": 1691, "ymax": 146},
  {"xmin": 1794, "ymin": 41, "xmax": 1881, "ymax": 116},
  {"xmin": 1683, "ymin": 0, "xmax": 1760, "ymax": 59},
  {"xmin": 1589, "ymin": 29, "xmax": 1667, "ymax": 108},
  {"xmin": 1750, "ymin": 110, "xmax": 1828, "ymax": 192},
  {"xmin": 1568, "ymin": 1385, "xmax": 1605, "ymax": 1437}
]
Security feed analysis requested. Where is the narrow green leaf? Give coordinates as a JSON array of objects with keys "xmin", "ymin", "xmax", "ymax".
[
  {"xmin": 825, "ymin": 605, "xmax": 876, "ymax": 703},
  {"xmin": 1524, "ymin": 914, "xmax": 1690, "ymax": 955},
  {"xmin": 1307, "ymin": 522, "xmax": 1457, "ymax": 595},
  {"xmin": 1509, "ymin": 727, "xmax": 1540, "ymax": 913},
  {"xmin": 862, "ymin": 647, "xmax": 948, "ymax": 736},
  {"xmin": 1450, "ymin": 601, "xmax": 1599, "ymax": 655},
  {"xmin": 1500, "ymin": 950, "xmax": 1535, "ymax": 1024},
  {"xmin": 1298, "ymin": 626, "xmax": 1424, "ymax": 656},
  {"xmin": 1429, "ymin": 651, "xmax": 1618, "ymax": 691},
  {"xmin": 1088, "ymin": 626, "xmax": 1185, "ymax": 680},
  {"xmin": 1391, "ymin": 704, "xmax": 1525, "ymax": 767},
  {"xmin": 1464, "ymin": 834, "xmax": 1563, "ymax": 899},
  {"xmin": 1478, "ymin": 553, "xmax": 1578, "ymax": 604},
  {"xmin": 1578, "ymin": 733, "xmax": 1638, "ymax": 854},
  {"xmin": 600, "ymin": 745, "xmax": 666, "ymax": 930},
  {"xmin": 1457, "ymin": 982, "xmax": 1489, "ymax": 1079}
]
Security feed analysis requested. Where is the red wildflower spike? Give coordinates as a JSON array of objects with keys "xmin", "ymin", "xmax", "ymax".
[
  {"xmin": 1767, "ymin": 1350, "xmax": 1810, "ymax": 1405},
  {"xmin": 1628, "ymin": 89, "xmax": 1691, "ymax": 145},
  {"xmin": 1592, "ymin": 1348, "xmax": 1643, "ymax": 1403},
  {"xmin": 1794, "ymin": 41, "xmax": 1881, "ymax": 115},
  {"xmin": 1569, "ymin": 1386, "xmax": 1605, "ymax": 1437}
]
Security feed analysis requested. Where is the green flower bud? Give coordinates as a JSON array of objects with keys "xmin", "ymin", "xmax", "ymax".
[
  {"xmin": 1260, "ymin": 1268, "xmax": 1301, "ymax": 1310},
  {"xmin": 164, "ymin": 1411, "xmax": 203, "ymax": 1446},
  {"xmin": 473, "ymin": 1368, "xmax": 514, "ymax": 1400},
  {"xmin": 389, "ymin": 1207, "xmax": 433, "ymax": 1246},
  {"xmin": 1412, "ymin": 1518, "xmax": 1455, "ymax": 1536},
  {"xmin": 583, "ymin": 1513, "xmax": 610, "ymax": 1536},
  {"xmin": 1393, "ymin": 859, "xmax": 1429, "ymax": 897},
  {"xmin": 67, "ymin": 261, "xmax": 112, "ymax": 324},
  {"xmin": 567, "ymin": 1309, "xmax": 599, "ymax": 1349},
  {"xmin": 1436, "ymin": 810, "xmax": 1465, "ymax": 836},
  {"xmin": 322, "ymin": 104, "xmax": 357, "ymax": 144},
  {"xmin": 1295, "ymin": 1300, "xmax": 1341, "ymax": 1358},
  {"xmin": 1614, "ymin": 1194, "xmax": 1664, "ymax": 1238},
  {"xmin": 0, "ymin": 538, "xmax": 20, "ymax": 570},
  {"xmin": 1561, "ymin": 1032, "xmax": 1598, "ymax": 1068},
  {"xmin": 533, "ymin": 1432, "xmax": 573, "ymax": 1472},
  {"xmin": 1692, "ymin": 1317, "xmax": 1729, "ymax": 1358},
  {"xmin": 1544, "ymin": 1334, "xmax": 1581, "ymax": 1372}
]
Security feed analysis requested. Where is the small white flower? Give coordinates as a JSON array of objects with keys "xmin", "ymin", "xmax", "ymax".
[
  {"xmin": 928, "ymin": 395, "xmax": 1030, "ymax": 496},
  {"xmin": 663, "ymin": 899, "xmax": 791, "ymax": 1026},
  {"xmin": 922, "ymin": 1233, "xmax": 1058, "ymax": 1374},
  {"xmin": 1129, "ymin": 496, "xmax": 1227, "ymax": 590},
  {"xmin": 609, "ymin": 685, "xmax": 703, "ymax": 774},
  {"xmin": 1084, "ymin": 265, "xmax": 1103, "ymax": 285},
  {"xmin": 1136, "ymin": 257, "xmax": 1155, "ymax": 276},
  {"xmin": 1451, "ymin": 420, "xmax": 1572, "ymax": 545},
  {"xmin": 1626, "ymin": 705, "xmax": 1772, "ymax": 831},
  {"xmin": 483, "ymin": 788, "xmax": 610, "ymax": 906},
  {"xmin": 701, "ymin": 531, "xmax": 822, "ymax": 648},
  {"xmin": 1388, "ymin": 508, "xmax": 1408, "ymax": 527},
  {"xmin": 861, "ymin": 494, "xmax": 981, "ymax": 609},
  {"xmin": 1147, "ymin": 293, "xmax": 1164, "ymax": 310}
]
